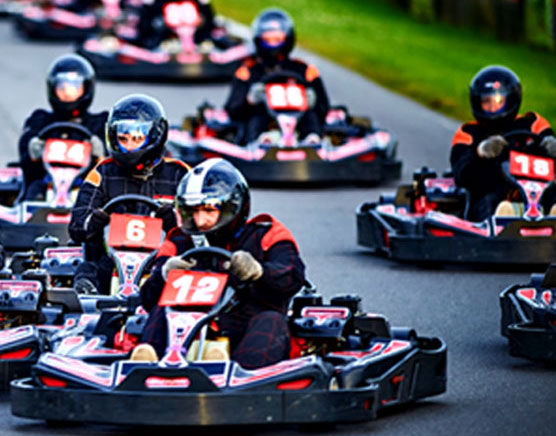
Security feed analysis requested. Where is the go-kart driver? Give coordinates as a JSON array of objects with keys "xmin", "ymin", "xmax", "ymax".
[
  {"xmin": 131, "ymin": 0, "xmax": 217, "ymax": 49},
  {"xmin": 69, "ymin": 94, "xmax": 189, "ymax": 295},
  {"xmin": 18, "ymin": 54, "xmax": 107, "ymax": 200},
  {"xmin": 224, "ymin": 8, "xmax": 330, "ymax": 145},
  {"xmin": 450, "ymin": 65, "xmax": 556, "ymax": 221},
  {"xmin": 134, "ymin": 158, "xmax": 306, "ymax": 369}
]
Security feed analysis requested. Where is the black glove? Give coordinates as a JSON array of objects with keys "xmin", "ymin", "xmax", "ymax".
[
  {"xmin": 85, "ymin": 209, "xmax": 110, "ymax": 239},
  {"xmin": 155, "ymin": 203, "xmax": 177, "ymax": 232}
]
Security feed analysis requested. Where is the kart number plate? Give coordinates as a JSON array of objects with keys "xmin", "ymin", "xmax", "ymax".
[
  {"xmin": 44, "ymin": 139, "xmax": 91, "ymax": 168},
  {"xmin": 163, "ymin": 1, "xmax": 201, "ymax": 28},
  {"xmin": 509, "ymin": 151, "xmax": 554, "ymax": 181},
  {"xmin": 107, "ymin": 214, "xmax": 163, "ymax": 250},
  {"xmin": 159, "ymin": 270, "xmax": 227, "ymax": 307},
  {"xmin": 265, "ymin": 83, "xmax": 308, "ymax": 111}
]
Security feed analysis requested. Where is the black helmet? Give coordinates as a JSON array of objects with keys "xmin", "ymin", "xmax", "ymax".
[
  {"xmin": 46, "ymin": 54, "xmax": 96, "ymax": 117},
  {"xmin": 252, "ymin": 8, "xmax": 295, "ymax": 65},
  {"xmin": 106, "ymin": 94, "xmax": 168, "ymax": 173},
  {"xmin": 469, "ymin": 65, "xmax": 522, "ymax": 126},
  {"xmin": 175, "ymin": 159, "xmax": 250, "ymax": 246}
]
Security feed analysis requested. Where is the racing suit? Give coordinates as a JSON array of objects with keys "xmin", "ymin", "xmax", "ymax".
[
  {"xmin": 69, "ymin": 157, "xmax": 189, "ymax": 293},
  {"xmin": 140, "ymin": 214, "xmax": 306, "ymax": 369},
  {"xmin": 18, "ymin": 109, "xmax": 107, "ymax": 200},
  {"xmin": 224, "ymin": 57, "xmax": 330, "ymax": 144},
  {"xmin": 133, "ymin": 0, "xmax": 216, "ymax": 49},
  {"xmin": 450, "ymin": 112, "xmax": 554, "ymax": 221}
]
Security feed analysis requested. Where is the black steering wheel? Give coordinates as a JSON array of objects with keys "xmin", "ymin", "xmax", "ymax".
[
  {"xmin": 259, "ymin": 70, "xmax": 313, "ymax": 118},
  {"xmin": 102, "ymin": 194, "xmax": 161, "ymax": 215},
  {"xmin": 501, "ymin": 130, "xmax": 543, "ymax": 151},
  {"xmin": 180, "ymin": 246, "xmax": 232, "ymax": 273},
  {"xmin": 37, "ymin": 121, "xmax": 94, "ymax": 141}
]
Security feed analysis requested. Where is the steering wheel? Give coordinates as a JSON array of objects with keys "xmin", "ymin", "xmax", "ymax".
[
  {"xmin": 260, "ymin": 70, "xmax": 309, "ymax": 87},
  {"xmin": 102, "ymin": 194, "xmax": 161, "ymax": 215},
  {"xmin": 501, "ymin": 130, "xmax": 543, "ymax": 150},
  {"xmin": 37, "ymin": 121, "xmax": 94, "ymax": 142},
  {"xmin": 180, "ymin": 246, "xmax": 232, "ymax": 272}
]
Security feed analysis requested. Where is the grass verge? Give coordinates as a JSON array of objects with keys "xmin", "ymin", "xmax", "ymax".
[{"xmin": 214, "ymin": 0, "xmax": 556, "ymax": 123}]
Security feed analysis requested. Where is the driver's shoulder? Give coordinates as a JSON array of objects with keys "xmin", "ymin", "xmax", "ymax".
[{"xmin": 23, "ymin": 109, "xmax": 54, "ymax": 127}]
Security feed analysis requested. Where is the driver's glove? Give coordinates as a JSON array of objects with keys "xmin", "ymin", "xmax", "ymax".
[
  {"xmin": 28, "ymin": 136, "xmax": 45, "ymax": 160},
  {"xmin": 228, "ymin": 250, "xmax": 263, "ymax": 282},
  {"xmin": 246, "ymin": 82, "xmax": 266, "ymax": 105},
  {"xmin": 540, "ymin": 135, "xmax": 556, "ymax": 158},
  {"xmin": 155, "ymin": 203, "xmax": 177, "ymax": 233},
  {"xmin": 306, "ymin": 88, "xmax": 317, "ymax": 109},
  {"xmin": 162, "ymin": 256, "xmax": 196, "ymax": 280},
  {"xmin": 90, "ymin": 135, "xmax": 105, "ymax": 159},
  {"xmin": 477, "ymin": 135, "xmax": 508, "ymax": 159},
  {"xmin": 84, "ymin": 209, "xmax": 110, "ymax": 239}
]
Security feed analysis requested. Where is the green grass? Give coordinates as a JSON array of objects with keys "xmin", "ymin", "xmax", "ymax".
[{"xmin": 214, "ymin": 0, "xmax": 556, "ymax": 123}]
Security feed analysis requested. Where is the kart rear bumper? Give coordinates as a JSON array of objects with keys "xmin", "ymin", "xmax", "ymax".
[
  {"xmin": 14, "ymin": 16, "xmax": 91, "ymax": 41},
  {"xmin": 77, "ymin": 48, "xmax": 240, "ymax": 81},
  {"xmin": 172, "ymin": 147, "xmax": 402, "ymax": 185},
  {"xmin": 11, "ymin": 378, "xmax": 377, "ymax": 425}
]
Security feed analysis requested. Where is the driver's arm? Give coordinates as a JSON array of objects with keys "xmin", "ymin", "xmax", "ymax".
[
  {"xmin": 248, "ymin": 241, "xmax": 306, "ymax": 308},
  {"xmin": 450, "ymin": 123, "xmax": 500, "ymax": 193},
  {"xmin": 224, "ymin": 64, "xmax": 254, "ymax": 122},
  {"xmin": 305, "ymin": 65, "xmax": 330, "ymax": 121},
  {"xmin": 69, "ymin": 163, "xmax": 109, "ymax": 243},
  {"xmin": 18, "ymin": 110, "xmax": 51, "ymax": 166}
]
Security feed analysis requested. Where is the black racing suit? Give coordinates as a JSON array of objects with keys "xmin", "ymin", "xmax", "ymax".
[
  {"xmin": 450, "ymin": 112, "xmax": 554, "ymax": 221},
  {"xmin": 224, "ymin": 57, "xmax": 330, "ymax": 144},
  {"xmin": 133, "ymin": 0, "xmax": 216, "ymax": 49},
  {"xmin": 140, "ymin": 214, "xmax": 306, "ymax": 369},
  {"xmin": 69, "ymin": 156, "xmax": 189, "ymax": 293},
  {"xmin": 18, "ymin": 109, "xmax": 108, "ymax": 200}
]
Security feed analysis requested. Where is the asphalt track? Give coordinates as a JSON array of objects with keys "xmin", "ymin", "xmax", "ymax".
[{"xmin": 0, "ymin": 18, "xmax": 555, "ymax": 436}]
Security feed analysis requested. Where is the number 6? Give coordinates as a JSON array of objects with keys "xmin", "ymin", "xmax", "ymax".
[{"xmin": 126, "ymin": 219, "xmax": 146, "ymax": 242}]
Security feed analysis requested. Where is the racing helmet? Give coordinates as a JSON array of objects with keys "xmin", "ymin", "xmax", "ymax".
[
  {"xmin": 175, "ymin": 158, "xmax": 250, "ymax": 246},
  {"xmin": 106, "ymin": 94, "xmax": 168, "ymax": 173},
  {"xmin": 469, "ymin": 65, "xmax": 522, "ymax": 126},
  {"xmin": 46, "ymin": 54, "xmax": 96, "ymax": 118},
  {"xmin": 252, "ymin": 8, "xmax": 295, "ymax": 64}
]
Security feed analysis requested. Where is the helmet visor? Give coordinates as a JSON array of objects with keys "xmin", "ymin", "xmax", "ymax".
[
  {"xmin": 481, "ymin": 91, "xmax": 507, "ymax": 114},
  {"xmin": 261, "ymin": 29, "xmax": 286, "ymax": 48},
  {"xmin": 178, "ymin": 191, "xmax": 238, "ymax": 235},
  {"xmin": 113, "ymin": 120, "xmax": 152, "ymax": 152},
  {"xmin": 54, "ymin": 72, "xmax": 85, "ymax": 103}
]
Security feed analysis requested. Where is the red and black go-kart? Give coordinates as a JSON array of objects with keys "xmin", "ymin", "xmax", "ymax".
[
  {"xmin": 0, "ymin": 122, "xmax": 95, "ymax": 251},
  {"xmin": 14, "ymin": 0, "xmax": 137, "ymax": 41},
  {"xmin": 357, "ymin": 131, "xmax": 556, "ymax": 265},
  {"xmin": 500, "ymin": 263, "xmax": 556, "ymax": 362},
  {"xmin": 76, "ymin": 0, "xmax": 250, "ymax": 81},
  {"xmin": 168, "ymin": 71, "xmax": 400, "ymax": 185},
  {"xmin": 0, "ymin": 194, "xmax": 165, "ymax": 388},
  {"xmin": 11, "ymin": 246, "xmax": 446, "ymax": 426}
]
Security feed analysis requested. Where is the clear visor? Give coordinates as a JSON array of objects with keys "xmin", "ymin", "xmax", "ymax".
[
  {"xmin": 180, "ymin": 201, "xmax": 223, "ymax": 234},
  {"xmin": 481, "ymin": 91, "xmax": 507, "ymax": 114},
  {"xmin": 261, "ymin": 30, "xmax": 286, "ymax": 48},
  {"xmin": 113, "ymin": 120, "xmax": 152, "ymax": 152},
  {"xmin": 54, "ymin": 72, "xmax": 85, "ymax": 103}
]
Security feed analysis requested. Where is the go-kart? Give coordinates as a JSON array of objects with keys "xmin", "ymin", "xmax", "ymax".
[
  {"xmin": 500, "ymin": 263, "xmax": 556, "ymax": 362},
  {"xmin": 167, "ymin": 71, "xmax": 400, "ymax": 185},
  {"xmin": 13, "ymin": 0, "xmax": 139, "ymax": 41},
  {"xmin": 0, "ymin": 194, "xmax": 165, "ymax": 387},
  {"xmin": 76, "ymin": 0, "xmax": 250, "ymax": 81},
  {"xmin": 357, "ymin": 131, "xmax": 556, "ymax": 265},
  {"xmin": 11, "ymin": 246, "xmax": 446, "ymax": 426},
  {"xmin": 0, "ymin": 121, "xmax": 95, "ymax": 251}
]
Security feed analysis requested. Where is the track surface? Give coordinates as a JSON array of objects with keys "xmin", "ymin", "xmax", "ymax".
[{"xmin": 0, "ymin": 19, "xmax": 555, "ymax": 436}]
